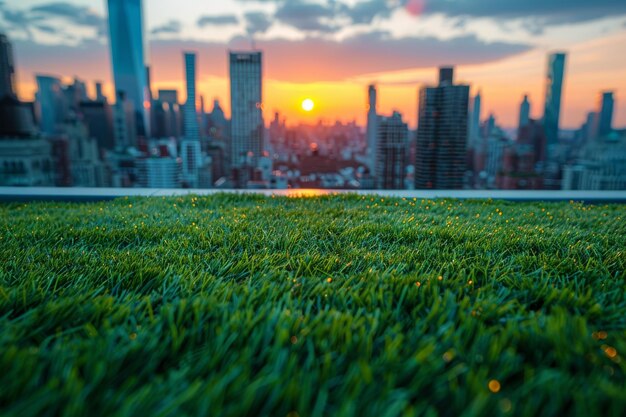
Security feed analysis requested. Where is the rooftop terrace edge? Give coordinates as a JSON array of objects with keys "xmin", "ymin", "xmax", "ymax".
[{"xmin": 0, "ymin": 187, "xmax": 625, "ymax": 203}]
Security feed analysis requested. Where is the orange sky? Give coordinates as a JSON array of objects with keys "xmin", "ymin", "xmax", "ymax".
[{"xmin": 15, "ymin": 30, "xmax": 626, "ymax": 130}]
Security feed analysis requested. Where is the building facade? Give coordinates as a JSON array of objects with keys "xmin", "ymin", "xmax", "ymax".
[
  {"xmin": 0, "ymin": 33, "xmax": 16, "ymax": 99},
  {"xmin": 229, "ymin": 51, "xmax": 263, "ymax": 182},
  {"xmin": 366, "ymin": 84, "xmax": 378, "ymax": 174},
  {"xmin": 106, "ymin": 0, "xmax": 149, "ymax": 138},
  {"xmin": 376, "ymin": 111, "xmax": 408, "ymax": 189},
  {"xmin": 543, "ymin": 52, "xmax": 566, "ymax": 159},
  {"xmin": 415, "ymin": 67, "xmax": 470, "ymax": 189},
  {"xmin": 35, "ymin": 75, "xmax": 65, "ymax": 136}
]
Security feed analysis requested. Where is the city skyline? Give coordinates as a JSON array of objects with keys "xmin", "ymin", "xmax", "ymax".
[{"xmin": 0, "ymin": 0, "xmax": 625, "ymax": 129}]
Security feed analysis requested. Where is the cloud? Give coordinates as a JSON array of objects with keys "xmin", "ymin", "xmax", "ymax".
[
  {"xmin": 12, "ymin": 31, "xmax": 531, "ymax": 91},
  {"xmin": 244, "ymin": 11, "xmax": 273, "ymax": 35},
  {"xmin": 150, "ymin": 32, "xmax": 531, "ymax": 83},
  {"xmin": 345, "ymin": 0, "xmax": 395, "ymax": 24},
  {"xmin": 244, "ymin": 32, "xmax": 532, "ymax": 82},
  {"xmin": 151, "ymin": 20, "xmax": 182, "ymax": 35},
  {"xmin": 30, "ymin": 2, "xmax": 105, "ymax": 31},
  {"xmin": 422, "ymin": 0, "xmax": 626, "ymax": 26},
  {"xmin": 0, "ymin": 1, "xmax": 106, "ymax": 39},
  {"xmin": 274, "ymin": 0, "xmax": 339, "ymax": 32},
  {"xmin": 0, "ymin": 5, "xmax": 43, "ymax": 39},
  {"xmin": 197, "ymin": 14, "xmax": 239, "ymax": 28},
  {"xmin": 34, "ymin": 24, "xmax": 58, "ymax": 34},
  {"xmin": 238, "ymin": 0, "xmax": 626, "ymax": 33}
]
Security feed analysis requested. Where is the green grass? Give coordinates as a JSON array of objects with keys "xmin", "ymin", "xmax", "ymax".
[{"xmin": 1, "ymin": 194, "xmax": 625, "ymax": 417}]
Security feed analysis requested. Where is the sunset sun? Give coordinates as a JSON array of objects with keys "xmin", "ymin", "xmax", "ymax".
[{"xmin": 302, "ymin": 98, "xmax": 315, "ymax": 112}]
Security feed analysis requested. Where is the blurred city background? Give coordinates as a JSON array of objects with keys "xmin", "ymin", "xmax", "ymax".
[{"xmin": 0, "ymin": 0, "xmax": 625, "ymax": 190}]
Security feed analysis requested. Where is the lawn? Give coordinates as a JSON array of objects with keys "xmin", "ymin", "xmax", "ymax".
[{"xmin": 0, "ymin": 194, "xmax": 625, "ymax": 417}]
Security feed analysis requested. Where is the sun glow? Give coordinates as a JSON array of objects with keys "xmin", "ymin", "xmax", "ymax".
[{"xmin": 301, "ymin": 98, "xmax": 315, "ymax": 112}]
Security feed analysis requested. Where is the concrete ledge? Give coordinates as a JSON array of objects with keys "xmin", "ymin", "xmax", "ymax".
[{"xmin": 1, "ymin": 187, "xmax": 625, "ymax": 203}]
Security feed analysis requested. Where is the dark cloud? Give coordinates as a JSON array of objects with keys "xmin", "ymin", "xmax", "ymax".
[
  {"xmin": 244, "ymin": 11, "xmax": 273, "ymax": 35},
  {"xmin": 239, "ymin": 0, "xmax": 626, "ymax": 33},
  {"xmin": 151, "ymin": 20, "xmax": 182, "ymax": 35},
  {"xmin": 197, "ymin": 14, "xmax": 239, "ymax": 27},
  {"xmin": 34, "ymin": 24, "xmax": 59, "ymax": 34},
  {"xmin": 0, "ymin": 5, "xmax": 43, "ymax": 39},
  {"xmin": 30, "ymin": 2, "xmax": 105, "ymax": 31},
  {"xmin": 423, "ymin": 0, "xmax": 626, "ymax": 26},
  {"xmin": 0, "ymin": 1, "xmax": 106, "ymax": 39},
  {"xmin": 274, "ymin": 0, "xmax": 339, "ymax": 32},
  {"xmin": 345, "ymin": 0, "xmax": 395, "ymax": 24}
]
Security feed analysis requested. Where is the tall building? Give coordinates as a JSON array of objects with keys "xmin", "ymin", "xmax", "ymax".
[
  {"xmin": 181, "ymin": 52, "xmax": 203, "ymax": 187},
  {"xmin": 542, "ymin": 52, "xmax": 566, "ymax": 158},
  {"xmin": 155, "ymin": 89, "xmax": 181, "ymax": 138},
  {"xmin": 229, "ymin": 51, "xmax": 263, "ymax": 182},
  {"xmin": 415, "ymin": 67, "xmax": 470, "ymax": 189},
  {"xmin": 366, "ymin": 84, "xmax": 378, "ymax": 173},
  {"xmin": 183, "ymin": 53, "xmax": 199, "ymax": 142},
  {"xmin": 0, "ymin": 96, "xmax": 53, "ymax": 186},
  {"xmin": 95, "ymin": 82, "xmax": 105, "ymax": 101},
  {"xmin": 35, "ymin": 75, "xmax": 65, "ymax": 135},
  {"xmin": 80, "ymin": 86, "xmax": 115, "ymax": 152},
  {"xmin": 519, "ymin": 94, "xmax": 530, "ymax": 130},
  {"xmin": 112, "ymin": 91, "xmax": 137, "ymax": 148},
  {"xmin": 376, "ymin": 111, "xmax": 408, "ymax": 189},
  {"xmin": 468, "ymin": 91, "xmax": 481, "ymax": 147},
  {"xmin": 596, "ymin": 91, "xmax": 614, "ymax": 138},
  {"xmin": 0, "ymin": 33, "xmax": 16, "ymax": 99},
  {"xmin": 106, "ymin": 0, "xmax": 149, "ymax": 138}
]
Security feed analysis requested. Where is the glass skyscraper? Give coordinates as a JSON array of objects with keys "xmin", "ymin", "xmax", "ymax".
[
  {"xmin": 0, "ymin": 33, "xmax": 16, "ymax": 99},
  {"xmin": 181, "ymin": 52, "xmax": 202, "ymax": 187},
  {"xmin": 106, "ymin": 0, "xmax": 149, "ymax": 138},
  {"xmin": 542, "ymin": 52, "xmax": 566, "ymax": 157},
  {"xmin": 415, "ymin": 67, "xmax": 470, "ymax": 190},
  {"xmin": 366, "ymin": 84, "xmax": 378, "ymax": 174},
  {"xmin": 597, "ymin": 91, "xmax": 614, "ymax": 138},
  {"xmin": 35, "ymin": 75, "xmax": 65, "ymax": 135},
  {"xmin": 229, "ymin": 51, "xmax": 263, "ymax": 172}
]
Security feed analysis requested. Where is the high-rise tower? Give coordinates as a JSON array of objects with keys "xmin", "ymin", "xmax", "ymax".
[
  {"xmin": 469, "ymin": 91, "xmax": 481, "ymax": 147},
  {"xmin": 415, "ymin": 67, "xmax": 470, "ymax": 189},
  {"xmin": 106, "ymin": 0, "xmax": 149, "ymax": 138},
  {"xmin": 376, "ymin": 111, "xmax": 408, "ymax": 190},
  {"xmin": 0, "ymin": 33, "xmax": 16, "ymax": 99},
  {"xmin": 366, "ymin": 84, "xmax": 378, "ymax": 174},
  {"xmin": 519, "ymin": 95, "xmax": 530, "ymax": 131},
  {"xmin": 181, "ymin": 52, "xmax": 202, "ymax": 187},
  {"xmin": 596, "ymin": 91, "xmax": 614, "ymax": 138},
  {"xmin": 35, "ymin": 75, "xmax": 65, "ymax": 135},
  {"xmin": 542, "ymin": 52, "xmax": 566, "ymax": 158},
  {"xmin": 229, "ymin": 51, "xmax": 263, "ymax": 183}
]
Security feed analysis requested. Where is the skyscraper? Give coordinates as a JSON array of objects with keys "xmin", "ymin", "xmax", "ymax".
[
  {"xmin": 106, "ymin": 0, "xmax": 149, "ymax": 138},
  {"xmin": 596, "ymin": 91, "xmax": 614, "ymax": 138},
  {"xmin": 156, "ymin": 89, "xmax": 181, "ymax": 138},
  {"xmin": 468, "ymin": 91, "xmax": 481, "ymax": 148},
  {"xmin": 229, "ymin": 51, "xmax": 263, "ymax": 183},
  {"xmin": 543, "ymin": 52, "xmax": 566, "ymax": 158},
  {"xmin": 35, "ymin": 75, "xmax": 65, "ymax": 135},
  {"xmin": 519, "ymin": 95, "xmax": 530, "ymax": 131},
  {"xmin": 366, "ymin": 84, "xmax": 378, "ymax": 173},
  {"xmin": 376, "ymin": 111, "xmax": 408, "ymax": 189},
  {"xmin": 181, "ymin": 52, "xmax": 202, "ymax": 187},
  {"xmin": 415, "ymin": 67, "xmax": 470, "ymax": 189},
  {"xmin": 0, "ymin": 33, "xmax": 16, "ymax": 99},
  {"xmin": 183, "ymin": 53, "xmax": 199, "ymax": 142}
]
